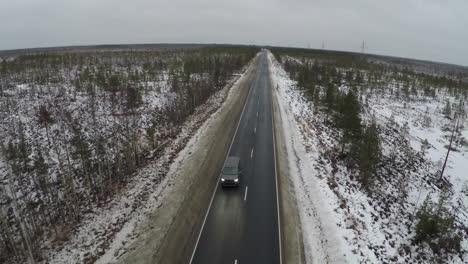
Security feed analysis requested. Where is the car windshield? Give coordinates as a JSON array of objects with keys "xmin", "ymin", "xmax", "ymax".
[{"xmin": 222, "ymin": 167, "xmax": 238, "ymax": 175}]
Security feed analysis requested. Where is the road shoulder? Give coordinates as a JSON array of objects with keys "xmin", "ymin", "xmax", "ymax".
[{"xmin": 269, "ymin": 55, "xmax": 306, "ymax": 264}]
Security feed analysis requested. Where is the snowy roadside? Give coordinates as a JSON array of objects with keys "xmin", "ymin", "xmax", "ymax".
[
  {"xmin": 45, "ymin": 63, "xmax": 253, "ymax": 264},
  {"xmin": 267, "ymin": 51, "xmax": 467, "ymax": 263},
  {"xmin": 268, "ymin": 52, "xmax": 353, "ymax": 263}
]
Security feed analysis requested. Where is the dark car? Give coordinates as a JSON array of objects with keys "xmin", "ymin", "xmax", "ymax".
[{"xmin": 220, "ymin": 156, "xmax": 241, "ymax": 187}]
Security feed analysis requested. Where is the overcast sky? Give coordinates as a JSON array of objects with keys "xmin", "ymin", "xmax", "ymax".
[{"xmin": 1, "ymin": 0, "xmax": 467, "ymax": 66}]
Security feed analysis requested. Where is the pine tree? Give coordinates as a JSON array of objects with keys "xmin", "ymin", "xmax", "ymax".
[
  {"xmin": 146, "ymin": 122, "xmax": 157, "ymax": 149},
  {"xmin": 33, "ymin": 150, "xmax": 50, "ymax": 203},
  {"xmin": 422, "ymin": 107, "xmax": 432, "ymax": 128},
  {"xmin": 339, "ymin": 90, "xmax": 362, "ymax": 153},
  {"xmin": 355, "ymin": 71, "xmax": 363, "ymax": 85},
  {"xmin": 17, "ymin": 123, "xmax": 30, "ymax": 172},
  {"xmin": 359, "ymin": 122, "xmax": 381, "ymax": 189},
  {"xmin": 126, "ymin": 86, "xmax": 142, "ymax": 112},
  {"xmin": 421, "ymin": 139, "xmax": 430, "ymax": 155},
  {"xmin": 443, "ymin": 100, "xmax": 452, "ymax": 117},
  {"xmin": 37, "ymin": 105, "xmax": 54, "ymax": 147},
  {"xmin": 33, "ymin": 150, "xmax": 48, "ymax": 177},
  {"xmin": 323, "ymin": 83, "xmax": 336, "ymax": 112},
  {"xmin": 5, "ymin": 141, "xmax": 17, "ymax": 161}
]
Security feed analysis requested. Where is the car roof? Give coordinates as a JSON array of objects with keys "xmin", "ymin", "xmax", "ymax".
[{"xmin": 224, "ymin": 156, "xmax": 240, "ymax": 167}]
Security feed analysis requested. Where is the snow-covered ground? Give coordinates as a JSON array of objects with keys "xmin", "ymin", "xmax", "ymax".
[
  {"xmin": 45, "ymin": 66, "xmax": 244, "ymax": 263},
  {"xmin": 369, "ymin": 92, "xmax": 468, "ymax": 205},
  {"xmin": 269, "ymin": 54, "xmax": 353, "ymax": 263},
  {"xmin": 268, "ymin": 51, "xmax": 467, "ymax": 263},
  {"xmin": 0, "ymin": 48, "xmax": 257, "ymax": 263}
]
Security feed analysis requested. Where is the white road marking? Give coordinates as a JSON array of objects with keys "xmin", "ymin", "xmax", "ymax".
[
  {"xmin": 250, "ymin": 147, "xmax": 254, "ymax": 159},
  {"xmin": 244, "ymin": 186, "xmax": 248, "ymax": 201},
  {"xmin": 234, "ymin": 259, "xmax": 238, "ymax": 264},
  {"xmin": 256, "ymin": 111, "xmax": 258, "ymax": 117},
  {"xmin": 254, "ymin": 127, "xmax": 256, "ymax": 134}
]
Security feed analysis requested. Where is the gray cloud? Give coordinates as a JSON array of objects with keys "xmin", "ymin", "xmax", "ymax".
[{"xmin": 1, "ymin": 0, "xmax": 467, "ymax": 65}]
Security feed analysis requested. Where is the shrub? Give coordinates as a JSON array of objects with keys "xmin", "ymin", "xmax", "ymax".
[{"xmin": 415, "ymin": 196, "xmax": 461, "ymax": 255}]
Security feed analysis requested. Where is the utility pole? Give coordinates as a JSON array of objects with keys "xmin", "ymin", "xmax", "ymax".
[
  {"xmin": 322, "ymin": 42, "xmax": 325, "ymax": 50},
  {"xmin": 361, "ymin": 41, "xmax": 366, "ymax": 53}
]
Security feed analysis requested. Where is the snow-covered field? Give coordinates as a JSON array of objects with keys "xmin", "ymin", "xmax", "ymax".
[
  {"xmin": 0, "ymin": 47, "xmax": 257, "ymax": 263},
  {"xmin": 268, "ymin": 51, "xmax": 467, "ymax": 263},
  {"xmin": 370, "ymin": 92, "xmax": 468, "ymax": 204}
]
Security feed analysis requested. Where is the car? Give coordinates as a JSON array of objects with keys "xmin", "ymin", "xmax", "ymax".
[{"xmin": 220, "ymin": 156, "xmax": 241, "ymax": 187}]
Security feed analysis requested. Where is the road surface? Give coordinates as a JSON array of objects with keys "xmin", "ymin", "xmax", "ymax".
[{"xmin": 191, "ymin": 51, "xmax": 281, "ymax": 264}]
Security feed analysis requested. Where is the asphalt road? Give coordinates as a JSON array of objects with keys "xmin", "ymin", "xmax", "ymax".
[{"xmin": 191, "ymin": 51, "xmax": 280, "ymax": 264}]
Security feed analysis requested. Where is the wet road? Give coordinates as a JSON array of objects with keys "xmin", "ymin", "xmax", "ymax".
[{"xmin": 191, "ymin": 51, "xmax": 280, "ymax": 264}]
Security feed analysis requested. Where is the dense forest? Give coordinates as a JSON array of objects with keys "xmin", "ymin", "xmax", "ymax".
[{"xmin": 0, "ymin": 46, "xmax": 258, "ymax": 263}]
